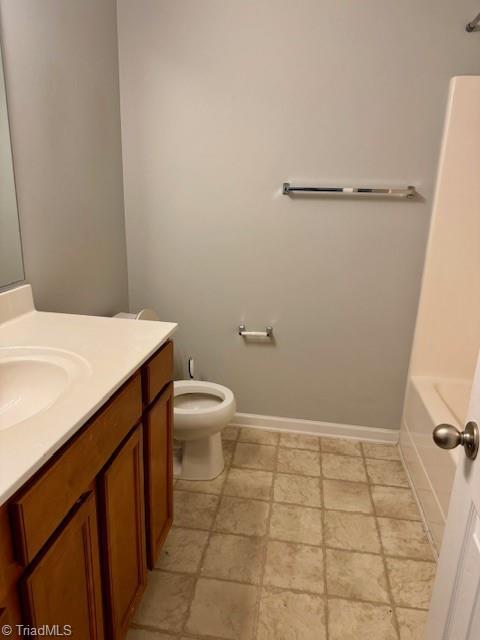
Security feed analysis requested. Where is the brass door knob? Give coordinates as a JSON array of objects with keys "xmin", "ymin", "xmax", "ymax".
[{"xmin": 432, "ymin": 421, "xmax": 479, "ymax": 460}]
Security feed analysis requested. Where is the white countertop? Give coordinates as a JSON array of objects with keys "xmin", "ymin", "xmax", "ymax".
[{"xmin": 0, "ymin": 285, "xmax": 177, "ymax": 506}]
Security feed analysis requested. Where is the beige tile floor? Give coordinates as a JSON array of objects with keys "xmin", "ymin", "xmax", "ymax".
[{"xmin": 128, "ymin": 427, "xmax": 436, "ymax": 640}]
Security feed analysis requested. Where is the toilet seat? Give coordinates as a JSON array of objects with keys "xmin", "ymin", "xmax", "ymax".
[{"xmin": 174, "ymin": 380, "xmax": 233, "ymax": 417}]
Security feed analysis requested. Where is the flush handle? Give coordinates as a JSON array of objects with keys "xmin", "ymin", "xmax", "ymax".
[{"xmin": 432, "ymin": 421, "xmax": 479, "ymax": 460}]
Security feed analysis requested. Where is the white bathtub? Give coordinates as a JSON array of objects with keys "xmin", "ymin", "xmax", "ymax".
[{"xmin": 400, "ymin": 376, "xmax": 471, "ymax": 551}]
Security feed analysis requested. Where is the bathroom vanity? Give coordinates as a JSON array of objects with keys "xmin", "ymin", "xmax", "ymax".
[{"xmin": 0, "ymin": 286, "xmax": 177, "ymax": 639}]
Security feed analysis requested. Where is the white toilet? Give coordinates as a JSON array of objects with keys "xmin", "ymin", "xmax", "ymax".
[
  {"xmin": 174, "ymin": 380, "xmax": 236, "ymax": 480},
  {"xmin": 114, "ymin": 308, "xmax": 235, "ymax": 480}
]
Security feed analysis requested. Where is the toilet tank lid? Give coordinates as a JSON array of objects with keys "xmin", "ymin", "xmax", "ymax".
[
  {"xmin": 114, "ymin": 308, "xmax": 160, "ymax": 321},
  {"xmin": 135, "ymin": 308, "xmax": 160, "ymax": 321}
]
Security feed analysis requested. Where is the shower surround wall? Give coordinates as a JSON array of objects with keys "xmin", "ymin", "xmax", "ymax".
[{"xmin": 117, "ymin": 0, "xmax": 479, "ymax": 431}]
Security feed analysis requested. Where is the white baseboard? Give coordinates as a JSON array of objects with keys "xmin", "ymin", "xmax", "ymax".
[{"xmin": 229, "ymin": 412, "xmax": 399, "ymax": 444}]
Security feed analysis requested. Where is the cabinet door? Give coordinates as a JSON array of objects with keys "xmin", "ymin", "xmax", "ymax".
[
  {"xmin": 21, "ymin": 491, "xmax": 104, "ymax": 639},
  {"xmin": 99, "ymin": 425, "xmax": 146, "ymax": 639},
  {"xmin": 144, "ymin": 382, "xmax": 173, "ymax": 568},
  {"xmin": 0, "ymin": 588, "xmax": 22, "ymax": 638}
]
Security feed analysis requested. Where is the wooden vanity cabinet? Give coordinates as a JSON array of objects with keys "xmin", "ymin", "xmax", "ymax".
[
  {"xmin": 0, "ymin": 597, "xmax": 21, "ymax": 639},
  {"xmin": 144, "ymin": 382, "xmax": 174, "ymax": 568},
  {"xmin": 21, "ymin": 491, "xmax": 104, "ymax": 638},
  {"xmin": 10, "ymin": 375, "xmax": 143, "ymax": 567},
  {"xmin": 144, "ymin": 341, "xmax": 173, "ymax": 405},
  {"xmin": 0, "ymin": 340, "xmax": 174, "ymax": 640},
  {"xmin": 99, "ymin": 425, "xmax": 146, "ymax": 638},
  {"xmin": 0, "ymin": 505, "xmax": 23, "ymax": 637},
  {"xmin": 0, "ymin": 607, "xmax": 10, "ymax": 626}
]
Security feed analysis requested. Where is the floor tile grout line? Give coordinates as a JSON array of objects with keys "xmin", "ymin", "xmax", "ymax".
[
  {"xmin": 157, "ymin": 526, "xmax": 435, "ymax": 571},
  {"xmin": 143, "ymin": 568, "xmax": 412, "ymax": 609},
  {"xmin": 250, "ymin": 431, "xmax": 280, "ymax": 639},
  {"xmin": 175, "ymin": 431, "xmax": 241, "ymax": 640},
  {"xmin": 361, "ymin": 444, "xmax": 402, "ymax": 639},
  {"xmin": 319, "ymin": 438, "xmax": 330, "ymax": 640},
  {"xmin": 319, "ymin": 435, "xmax": 393, "ymax": 637},
  {"xmin": 174, "ymin": 447, "xmax": 434, "ymax": 567},
  {"xmin": 176, "ymin": 477, "xmax": 412, "ymax": 495},
  {"xmin": 173, "ymin": 487, "xmax": 424, "ymax": 522},
  {"xmin": 371, "ymin": 440, "xmax": 437, "ymax": 628},
  {"xmin": 368, "ymin": 439, "xmax": 437, "ymax": 559},
  {"xmin": 155, "ymin": 529, "xmax": 436, "ymax": 566},
  {"xmin": 140, "ymin": 430, "xmax": 429, "ymax": 639},
  {"xmin": 325, "ymin": 596, "xmax": 431, "ymax": 613},
  {"xmin": 140, "ymin": 565, "xmax": 433, "ymax": 612},
  {"xmin": 183, "ymin": 427, "xmax": 274, "ymax": 640},
  {"xmin": 131, "ymin": 585, "xmax": 431, "ymax": 638},
  {"xmin": 131, "ymin": 613, "xmax": 248, "ymax": 640},
  {"xmin": 228, "ymin": 463, "xmax": 410, "ymax": 489},
  {"xmin": 174, "ymin": 479, "xmax": 433, "ymax": 563}
]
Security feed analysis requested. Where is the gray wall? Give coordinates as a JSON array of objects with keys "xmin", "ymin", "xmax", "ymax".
[
  {"xmin": 0, "ymin": 0, "xmax": 128, "ymax": 315},
  {"xmin": 117, "ymin": 0, "xmax": 480, "ymax": 430}
]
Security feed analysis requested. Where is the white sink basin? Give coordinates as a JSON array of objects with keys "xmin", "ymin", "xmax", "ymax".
[{"xmin": 0, "ymin": 347, "xmax": 91, "ymax": 431}]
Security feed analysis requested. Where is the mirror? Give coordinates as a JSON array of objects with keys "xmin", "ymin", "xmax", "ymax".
[{"xmin": 0, "ymin": 40, "xmax": 24, "ymax": 288}]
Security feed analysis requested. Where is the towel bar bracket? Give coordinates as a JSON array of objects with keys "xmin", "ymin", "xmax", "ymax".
[{"xmin": 466, "ymin": 12, "xmax": 480, "ymax": 31}]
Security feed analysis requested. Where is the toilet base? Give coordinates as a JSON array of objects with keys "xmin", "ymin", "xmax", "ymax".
[{"xmin": 176, "ymin": 432, "xmax": 225, "ymax": 481}]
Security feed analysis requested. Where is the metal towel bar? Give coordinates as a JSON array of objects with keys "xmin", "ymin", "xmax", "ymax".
[{"xmin": 282, "ymin": 183, "xmax": 416, "ymax": 198}]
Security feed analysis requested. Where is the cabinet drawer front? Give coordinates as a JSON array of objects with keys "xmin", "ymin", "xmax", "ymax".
[
  {"xmin": 144, "ymin": 341, "xmax": 173, "ymax": 404},
  {"xmin": 99, "ymin": 425, "xmax": 146, "ymax": 638},
  {"xmin": 11, "ymin": 375, "xmax": 142, "ymax": 566},
  {"xmin": 21, "ymin": 491, "xmax": 104, "ymax": 639}
]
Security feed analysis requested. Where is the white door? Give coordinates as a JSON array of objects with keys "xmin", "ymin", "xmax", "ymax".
[{"xmin": 427, "ymin": 352, "xmax": 480, "ymax": 639}]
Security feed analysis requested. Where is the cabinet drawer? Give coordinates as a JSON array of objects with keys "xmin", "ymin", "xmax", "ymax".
[
  {"xmin": 10, "ymin": 375, "xmax": 142, "ymax": 566},
  {"xmin": 144, "ymin": 341, "xmax": 173, "ymax": 404}
]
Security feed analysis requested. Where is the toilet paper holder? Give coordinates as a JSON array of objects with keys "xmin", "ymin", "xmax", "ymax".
[{"xmin": 238, "ymin": 324, "xmax": 273, "ymax": 338}]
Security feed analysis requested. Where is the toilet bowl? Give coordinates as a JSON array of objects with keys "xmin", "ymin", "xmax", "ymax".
[{"xmin": 174, "ymin": 380, "xmax": 236, "ymax": 480}]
